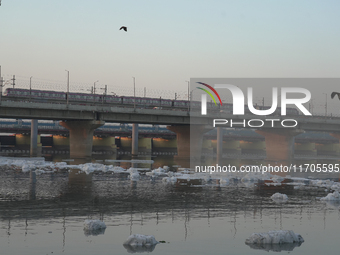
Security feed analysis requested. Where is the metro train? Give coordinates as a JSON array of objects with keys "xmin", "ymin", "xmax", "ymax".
[{"xmin": 3, "ymin": 88, "xmax": 300, "ymax": 115}]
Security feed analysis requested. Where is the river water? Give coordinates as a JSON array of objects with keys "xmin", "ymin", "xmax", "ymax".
[{"xmin": 0, "ymin": 155, "xmax": 339, "ymax": 255}]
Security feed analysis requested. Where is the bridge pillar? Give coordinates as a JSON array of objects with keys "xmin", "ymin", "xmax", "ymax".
[
  {"xmin": 60, "ymin": 120, "xmax": 105, "ymax": 158},
  {"xmin": 256, "ymin": 129, "xmax": 303, "ymax": 163},
  {"xmin": 30, "ymin": 119, "xmax": 38, "ymax": 157},
  {"xmin": 167, "ymin": 125, "xmax": 211, "ymax": 165},
  {"xmin": 132, "ymin": 123, "xmax": 138, "ymax": 156}
]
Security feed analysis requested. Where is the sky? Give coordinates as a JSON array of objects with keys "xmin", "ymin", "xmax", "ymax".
[{"xmin": 1, "ymin": 0, "xmax": 340, "ymax": 98}]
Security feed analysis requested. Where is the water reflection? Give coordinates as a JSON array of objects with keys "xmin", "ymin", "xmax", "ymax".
[
  {"xmin": 84, "ymin": 227, "xmax": 106, "ymax": 236},
  {"xmin": 246, "ymin": 242, "xmax": 303, "ymax": 252},
  {"xmin": 123, "ymin": 244, "xmax": 158, "ymax": 253},
  {"xmin": 28, "ymin": 170, "xmax": 36, "ymax": 200},
  {"xmin": 0, "ymin": 156, "xmax": 339, "ymax": 254}
]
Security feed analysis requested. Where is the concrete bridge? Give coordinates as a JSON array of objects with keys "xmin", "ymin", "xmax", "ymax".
[
  {"xmin": 1, "ymin": 99, "xmax": 340, "ymax": 162},
  {"xmin": 1, "ymin": 120, "xmax": 338, "ymax": 158}
]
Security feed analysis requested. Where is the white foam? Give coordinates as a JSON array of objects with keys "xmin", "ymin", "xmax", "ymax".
[
  {"xmin": 320, "ymin": 191, "xmax": 340, "ymax": 201},
  {"xmin": 146, "ymin": 167, "xmax": 168, "ymax": 176},
  {"xmin": 245, "ymin": 230, "xmax": 304, "ymax": 244},
  {"xmin": 271, "ymin": 193, "xmax": 288, "ymax": 202},
  {"xmin": 312, "ymin": 179, "xmax": 335, "ymax": 189},
  {"xmin": 123, "ymin": 234, "xmax": 159, "ymax": 247},
  {"xmin": 220, "ymin": 178, "xmax": 230, "ymax": 186},
  {"xmin": 241, "ymin": 172, "xmax": 272, "ymax": 182},
  {"xmin": 83, "ymin": 219, "xmax": 106, "ymax": 236},
  {"xmin": 83, "ymin": 219, "xmax": 106, "ymax": 231},
  {"xmin": 130, "ymin": 172, "xmax": 140, "ymax": 181}
]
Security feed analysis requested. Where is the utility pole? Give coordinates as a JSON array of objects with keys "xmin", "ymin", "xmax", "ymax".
[
  {"xmin": 101, "ymin": 85, "xmax": 107, "ymax": 104},
  {"xmin": 30, "ymin": 76, "xmax": 33, "ymax": 101},
  {"xmin": 133, "ymin": 77, "xmax": 136, "ymax": 110},
  {"xmin": 11, "ymin": 75, "xmax": 15, "ymax": 88},
  {"xmin": 65, "ymin": 70, "xmax": 69, "ymax": 105},
  {"xmin": 144, "ymin": 87, "xmax": 146, "ymax": 97},
  {"xmin": 93, "ymin": 80, "xmax": 98, "ymax": 103},
  {"xmin": 186, "ymin": 80, "xmax": 190, "ymax": 111}
]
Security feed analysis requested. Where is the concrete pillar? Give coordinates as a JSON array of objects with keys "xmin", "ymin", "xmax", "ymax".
[
  {"xmin": 132, "ymin": 123, "xmax": 138, "ymax": 156},
  {"xmin": 256, "ymin": 129, "xmax": 303, "ymax": 163},
  {"xmin": 217, "ymin": 127, "xmax": 224, "ymax": 164},
  {"xmin": 60, "ymin": 120, "xmax": 104, "ymax": 158},
  {"xmin": 30, "ymin": 119, "xmax": 38, "ymax": 157},
  {"xmin": 167, "ymin": 124, "xmax": 211, "ymax": 162}
]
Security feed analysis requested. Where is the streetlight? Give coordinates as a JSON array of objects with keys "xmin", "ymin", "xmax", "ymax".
[
  {"xmin": 0, "ymin": 66, "xmax": 10, "ymax": 103},
  {"xmin": 100, "ymin": 85, "xmax": 107, "ymax": 104},
  {"xmin": 65, "ymin": 70, "xmax": 69, "ymax": 105},
  {"xmin": 0, "ymin": 65, "xmax": 2, "ymax": 102},
  {"xmin": 185, "ymin": 80, "xmax": 190, "ymax": 111},
  {"xmin": 29, "ymin": 76, "xmax": 33, "ymax": 101},
  {"xmin": 132, "ymin": 77, "xmax": 136, "ymax": 110},
  {"xmin": 93, "ymin": 80, "xmax": 99, "ymax": 103}
]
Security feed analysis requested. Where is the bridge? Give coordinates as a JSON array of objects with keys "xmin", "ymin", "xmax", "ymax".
[
  {"xmin": 0, "ymin": 120, "xmax": 338, "ymax": 160},
  {"xmin": 1, "ymin": 98, "xmax": 340, "ymax": 163}
]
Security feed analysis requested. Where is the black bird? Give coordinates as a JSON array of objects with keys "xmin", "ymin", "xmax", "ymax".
[
  {"xmin": 120, "ymin": 26, "xmax": 127, "ymax": 32},
  {"xmin": 331, "ymin": 92, "xmax": 340, "ymax": 100}
]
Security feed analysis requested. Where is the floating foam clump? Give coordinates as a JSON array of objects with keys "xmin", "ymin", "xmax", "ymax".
[
  {"xmin": 146, "ymin": 167, "xmax": 168, "ymax": 176},
  {"xmin": 130, "ymin": 172, "xmax": 140, "ymax": 181},
  {"xmin": 220, "ymin": 178, "xmax": 230, "ymax": 186},
  {"xmin": 241, "ymin": 172, "xmax": 272, "ymax": 182},
  {"xmin": 245, "ymin": 230, "xmax": 304, "ymax": 245},
  {"xmin": 320, "ymin": 191, "xmax": 340, "ymax": 201},
  {"xmin": 111, "ymin": 166, "xmax": 126, "ymax": 173},
  {"xmin": 83, "ymin": 219, "xmax": 106, "ymax": 236},
  {"xmin": 162, "ymin": 176, "xmax": 177, "ymax": 183},
  {"xmin": 271, "ymin": 192, "xmax": 288, "ymax": 202},
  {"xmin": 312, "ymin": 179, "xmax": 335, "ymax": 189},
  {"xmin": 123, "ymin": 234, "xmax": 159, "ymax": 247}
]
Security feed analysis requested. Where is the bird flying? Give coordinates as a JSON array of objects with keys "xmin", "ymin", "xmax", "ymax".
[
  {"xmin": 120, "ymin": 26, "xmax": 127, "ymax": 32},
  {"xmin": 331, "ymin": 92, "xmax": 340, "ymax": 100}
]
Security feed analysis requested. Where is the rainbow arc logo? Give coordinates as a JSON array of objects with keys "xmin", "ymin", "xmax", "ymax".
[{"xmin": 196, "ymin": 82, "xmax": 223, "ymax": 106}]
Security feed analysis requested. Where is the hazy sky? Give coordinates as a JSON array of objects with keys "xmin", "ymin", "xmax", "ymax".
[{"xmin": 1, "ymin": 0, "xmax": 340, "ymax": 97}]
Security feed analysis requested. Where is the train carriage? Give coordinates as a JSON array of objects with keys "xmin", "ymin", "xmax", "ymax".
[
  {"xmin": 173, "ymin": 100, "xmax": 188, "ymax": 108},
  {"xmin": 6, "ymin": 88, "xmax": 302, "ymax": 115}
]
